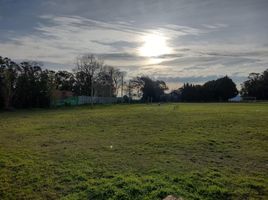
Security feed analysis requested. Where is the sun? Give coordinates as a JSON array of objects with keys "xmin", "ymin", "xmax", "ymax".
[{"xmin": 138, "ymin": 33, "xmax": 171, "ymax": 57}]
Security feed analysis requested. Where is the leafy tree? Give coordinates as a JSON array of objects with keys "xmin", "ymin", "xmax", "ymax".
[
  {"xmin": 0, "ymin": 57, "xmax": 19, "ymax": 109},
  {"xmin": 13, "ymin": 62, "xmax": 52, "ymax": 108},
  {"xmin": 130, "ymin": 76, "xmax": 168, "ymax": 102},
  {"xmin": 241, "ymin": 69, "xmax": 268, "ymax": 100},
  {"xmin": 204, "ymin": 76, "xmax": 238, "ymax": 101},
  {"xmin": 55, "ymin": 71, "xmax": 75, "ymax": 91},
  {"xmin": 0, "ymin": 57, "xmax": 4, "ymax": 108},
  {"xmin": 180, "ymin": 76, "xmax": 237, "ymax": 102},
  {"xmin": 37, "ymin": 69, "xmax": 55, "ymax": 107},
  {"xmin": 14, "ymin": 61, "xmax": 39, "ymax": 108},
  {"xmin": 75, "ymin": 54, "xmax": 103, "ymax": 107}
]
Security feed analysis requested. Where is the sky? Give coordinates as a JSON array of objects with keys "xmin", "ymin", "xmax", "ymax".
[{"xmin": 0, "ymin": 0, "xmax": 268, "ymax": 90}]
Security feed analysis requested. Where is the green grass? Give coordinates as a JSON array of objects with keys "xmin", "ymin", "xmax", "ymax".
[{"xmin": 0, "ymin": 103, "xmax": 267, "ymax": 199}]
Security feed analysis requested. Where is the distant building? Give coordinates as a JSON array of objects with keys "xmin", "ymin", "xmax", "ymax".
[
  {"xmin": 51, "ymin": 90, "xmax": 76, "ymax": 106},
  {"xmin": 228, "ymin": 95, "xmax": 242, "ymax": 102},
  {"xmin": 52, "ymin": 90, "xmax": 74, "ymax": 100}
]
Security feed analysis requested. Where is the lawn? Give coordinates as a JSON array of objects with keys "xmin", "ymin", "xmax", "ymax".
[{"xmin": 0, "ymin": 103, "xmax": 267, "ymax": 200}]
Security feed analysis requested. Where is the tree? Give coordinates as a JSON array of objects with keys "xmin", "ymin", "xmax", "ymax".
[
  {"xmin": 13, "ymin": 62, "xmax": 53, "ymax": 108},
  {"xmin": 180, "ymin": 76, "xmax": 237, "ymax": 102},
  {"xmin": 130, "ymin": 76, "xmax": 168, "ymax": 102},
  {"xmin": 214, "ymin": 76, "xmax": 238, "ymax": 101},
  {"xmin": 241, "ymin": 69, "xmax": 268, "ymax": 100},
  {"xmin": 120, "ymin": 71, "xmax": 126, "ymax": 98},
  {"xmin": 14, "ymin": 61, "xmax": 41, "ymax": 108},
  {"xmin": 75, "ymin": 54, "xmax": 103, "ymax": 107},
  {"xmin": 55, "ymin": 71, "xmax": 75, "ymax": 91},
  {"xmin": 0, "ymin": 57, "xmax": 19, "ymax": 109},
  {"xmin": 0, "ymin": 57, "xmax": 4, "ymax": 108},
  {"xmin": 98, "ymin": 66, "xmax": 125, "ymax": 97},
  {"xmin": 125, "ymin": 79, "xmax": 135, "ymax": 102},
  {"xmin": 0, "ymin": 55, "xmax": 128, "ymax": 109},
  {"xmin": 37, "ymin": 69, "xmax": 55, "ymax": 107},
  {"xmin": 202, "ymin": 76, "xmax": 238, "ymax": 101},
  {"xmin": 96, "ymin": 65, "xmax": 116, "ymax": 97}
]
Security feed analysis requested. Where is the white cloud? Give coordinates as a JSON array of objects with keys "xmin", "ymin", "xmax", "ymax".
[
  {"xmin": 0, "ymin": 14, "xmax": 267, "ymax": 85},
  {"xmin": 0, "ymin": 15, "xmax": 205, "ymax": 67}
]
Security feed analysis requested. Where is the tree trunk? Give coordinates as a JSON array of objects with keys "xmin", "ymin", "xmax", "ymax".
[
  {"xmin": 91, "ymin": 78, "xmax": 93, "ymax": 109},
  {"xmin": 121, "ymin": 75, "xmax": 124, "ymax": 103}
]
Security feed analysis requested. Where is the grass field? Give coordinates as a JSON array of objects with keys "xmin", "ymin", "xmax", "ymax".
[{"xmin": 0, "ymin": 103, "xmax": 267, "ymax": 200}]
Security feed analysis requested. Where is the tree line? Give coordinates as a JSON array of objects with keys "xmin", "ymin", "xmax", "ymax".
[
  {"xmin": 179, "ymin": 76, "xmax": 238, "ymax": 102},
  {"xmin": 128, "ymin": 75, "xmax": 237, "ymax": 103},
  {"xmin": 171, "ymin": 69, "xmax": 268, "ymax": 102},
  {"xmin": 127, "ymin": 70, "xmax": 268, "ymax": 103},
  {"xmin": 1, "ymin": 55, "xmax": 267, "ymax": 109},
  {"xmin": 0, "ymin": 55, "xmax": 125, "ymax": 109}
]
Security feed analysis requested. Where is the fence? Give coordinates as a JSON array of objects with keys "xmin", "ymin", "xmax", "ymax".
[
  {"xmin": 51, "ymin": 96, "xmax": 78, "ymax": 106},
  {"xmin": 51, "ymin": 96, "xmax": 117, "ymax": 106},
  {"xmin": 78, "ymin": 96, "xmax": 117, "ymax": 105}
]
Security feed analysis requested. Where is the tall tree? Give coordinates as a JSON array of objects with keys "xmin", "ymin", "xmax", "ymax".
[
  {"xmin": 131, "ymin": 76, "xmax": 168, "ymax": 102},
  {"xmin": 75, "ymin": 54, "xmax": 103, "ymax": 107},
  {"xmin": 241, "ymin": 69, "xmax": 268, "ymax": 100},
  {"xmin": 14, "ymin": 62, "xmax": 53, "ymax": 108},
  {"xmin": 180, "ymin": 76, "xmax": 237, "ymax": 102},
  {"xmin": 0, "ymin": 57, "xmax": 19, "ymax": 109},
  {"xmin": 0, "ymin": 57, "xmax": 4, "ymax": 108}
]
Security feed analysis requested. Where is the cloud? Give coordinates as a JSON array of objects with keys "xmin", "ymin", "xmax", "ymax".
[
  {"xmin": 158, "ymin": 74, "xmax": 247, "ymax": 84},
  {"xmin": 92, "ymin": 40, "xmax": 142, "ymax": 51},
  {"xmin": 0, "ymin": 6, "xmax": 267, "ymax": 87},
  {"xmin": 0, "ymin": 14, "xmax": 207, "ymax": 67},
  {"xmin": 202, "ymin": 23, "xmax": 228, "ymax": 29},
  {"xmin": 159, "ymin": 56, "xmax": 263, "ymax": 68}
]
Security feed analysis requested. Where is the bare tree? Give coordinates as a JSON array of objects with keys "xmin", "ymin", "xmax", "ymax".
[
  {"xmin": 112, "ymin": 69, "xmax": 122, "ymax": 96},
  {"xmin": 124, "ymin": 79, "xmax": 136, "ymax": 103},
  {"xmin": 75, "ymin": 54, "xmax": 103, "ymax": 108},
  {"xmin": 120, "ymin": 71, "xmax": 126, "ymax": 98}
]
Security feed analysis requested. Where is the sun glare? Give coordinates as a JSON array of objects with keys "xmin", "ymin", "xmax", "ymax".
[{"xmin": 138, "ymin": 33, "xmax": 171, "ymax": 57}]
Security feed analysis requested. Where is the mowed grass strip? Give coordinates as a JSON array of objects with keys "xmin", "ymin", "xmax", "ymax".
[{"xmin": 0, "ymin": 103, "xmax": 267, "ymax": 199}]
